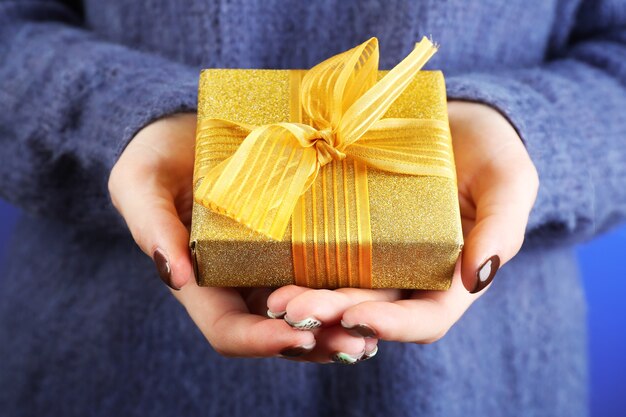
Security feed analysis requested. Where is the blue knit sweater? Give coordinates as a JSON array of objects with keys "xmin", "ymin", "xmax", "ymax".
[{"xmin": 1, "ymin": 1, "xmax": 626, "ymax": 416}]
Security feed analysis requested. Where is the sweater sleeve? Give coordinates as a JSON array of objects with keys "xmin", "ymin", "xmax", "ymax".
[
  {"xmin": 0, "ymin": 1, "xmax": 198, "ymax": 232},
  {"xmin": 445, "ymin": 0, "xmax": 626, "ymax": 245}
]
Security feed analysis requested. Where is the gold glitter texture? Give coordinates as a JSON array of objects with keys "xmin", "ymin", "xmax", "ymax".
[{"xmin": 190, "ymin": 69, "xmax": 463, "ymax": 289}]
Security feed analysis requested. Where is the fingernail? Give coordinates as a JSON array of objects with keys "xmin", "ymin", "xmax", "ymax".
[
  {"xmin": 359, "ymin": 345, "xmax": 379, "ymax": 362},
  {"xmin": 284, "ymin": 315, "xmax": 322, "ymax": 330},
  {"xmin": 471, "ymin": 255, "xmax": 501, "ymax": 294},
  {"xmin": 279, "ymin": 342, "xmax": 316, "ymax": 358},
  {"xmin": 331, "ymin": 350, "xmax": 363, "ymax": 365},
  {"xmin": 153, "ymin": 248, "xmax": 179, "ymax": 290},
  {"xmin": 341, "ymin": 320, "xmax": 377, "ymax": 338},
  {"xmin": 267, "ymin": 309, "xmax": 287, "ymax": 319}
]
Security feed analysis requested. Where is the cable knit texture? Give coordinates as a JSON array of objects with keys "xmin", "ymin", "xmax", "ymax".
[{"xmin": 0, "ymin": 1, "xmax": 625, "ymax": 416}]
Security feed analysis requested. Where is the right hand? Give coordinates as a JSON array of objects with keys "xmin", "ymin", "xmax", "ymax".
[{"xmin": 108, "ymin": 113, "xmax": 380, "ymax": 362}]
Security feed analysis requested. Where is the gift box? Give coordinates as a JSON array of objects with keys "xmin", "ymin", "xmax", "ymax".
[{"xmin": 190, "ymin": 37, "xmax": 463, "ymax": 290}]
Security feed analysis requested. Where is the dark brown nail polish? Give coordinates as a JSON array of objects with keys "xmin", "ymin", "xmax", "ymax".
[
  {"xmin": 471, "ymin": 255, "xmax": 501, "ymax": 294},
  {"xmin": 190, "ymin": 241, "xmax": 199, "ymax": 282},
  {"xmin": 279, "ymin": 344, "xmax": 315, "ymax": 357},
  {"xmin": 341, "ymin": 321, "xmax": 377, "ymax": 338},
  {"xmin": 153, "ymin": 248, "xmax": 179, "ymax": 290}
]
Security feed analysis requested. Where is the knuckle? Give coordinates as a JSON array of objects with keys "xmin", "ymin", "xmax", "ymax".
[
  {"xmin": 523, "ymin": 159, "xmax": 540, "ymax": 191},
  {"xmin": 420, "ymin": 299, "xmax": 451, "ymax": 344},
  {"xmin": 432, "ymin": 326, "xmax": 451, "ymax": 342},
  {"xmin": 241, "ymin": 325, "xmax": 259, "ymax": 352},
  {"xmin": 211, "ymin": 343, "xmax": 234, "ymax": 358},
  {"xmin": 203, "ymin": 309, "xmax": 244, "ymax": 359},
  {"xmin": 206, "ymin": 332, "xmax": 235, "ymax": 358},
  {"xmin": 107, "ymin": 168, "xmax": 121, "ymax": 198},
  {"xmin": 302, "ymin": 288, "xmax": 331, "ymax": 297},
  {"xmin": 314, "ymin": 289, "xmax": 336, "ymax": 299},
  {"xmin": 109, "ymin": 191, "xmax": 120, "ymax": 211},
  {"xmin": 418, "ymin": 327, "xmax": 450, "ymax": 344},
  {"xmin": 130, "ymin": 224, "xmax": 152, "ymax": 253},
  {"xmin": 335, "ymin": 287, "xmax": 366, "ymax": 300},
  {"xmin": 219, "ymin": 350, "xmax": 237, "ymax": 359},
  {"xmin": 283, "ymin": 284, "xmax": 302, "ymax": 292},
  {"xmin": 529, "ymin": 167, "xmax": 540, "ymax": 191},
  {"xmin": 292, "ymin": 289, "xmax": 331, "ymax": 311}
]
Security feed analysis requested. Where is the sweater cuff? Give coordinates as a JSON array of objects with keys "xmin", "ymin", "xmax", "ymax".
[
  {"xmin": 92, "ymin": 55, "xmax": 199, "ymax": 230},
  {"xmin": 445, "ymin": 73, "xmax": 594, "ymax": 239},
  {"xmin": 99, "ymin": 62, "xmax": 198, "ymax": 175}
]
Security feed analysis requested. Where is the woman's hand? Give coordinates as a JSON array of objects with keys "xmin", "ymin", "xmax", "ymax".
[
  {"xmin": 267, "ymin": 101, "xmax": 539, "ymax": 353},
  {"xmin": 108, "ymin": 113, "xmax": 381, "ymax": 362},
  {"xmin": 108, "ymin": 114, "xmax": 313, "ymax": 357}
]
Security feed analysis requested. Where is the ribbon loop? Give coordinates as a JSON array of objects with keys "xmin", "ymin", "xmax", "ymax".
[{"xmin": 194, "ymin": 36, "xmax": 447, "ymax": 240}]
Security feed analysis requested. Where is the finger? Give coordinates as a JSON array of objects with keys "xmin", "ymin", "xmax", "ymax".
[
  {"xmin": 462, "ymin": 147, "xmax": 538, "ymax": 294},
  {"xmin": 241, "ymin": 288, "xmax": 274, "ymax": 317},
  {"xmin": 341, "ymin": 271, "xmax": 474, "ymax": 344},
  {"xmin": 281, "ymin": 327, "xmax": 380, "ymax": 364},
  {"xmin": 279, "ymin": 287, "xmax": 402, "ymax": 330},
  {"xmin": 296, "ymin": 325, "xmax": 369, "ymax": 364},
  {"xmin": 341, "ymin": 299, "xmax": 451, "ymax": 344},
  {"xmin": 174, "ymin": 280, "xmax": 316, "ymax": 358},
  {"xmin": 266, "ymin": 285, "xmax": 310, "ymax": 319},
  {"xmin": 111, "ymin": 171, "xmax": 192, "ymax": 290},
  {"xmin": 359, "ymin": 337, "xmax": 380, "ymax": 362}
]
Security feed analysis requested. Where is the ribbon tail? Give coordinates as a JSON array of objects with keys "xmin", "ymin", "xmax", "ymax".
[
  {"xmin": 196, "ymin": 123, "xmax": 320, "ymax": 240},
  {"xmin": 345, "ymin": 118, "xmax": 456, "ymax": 179}
]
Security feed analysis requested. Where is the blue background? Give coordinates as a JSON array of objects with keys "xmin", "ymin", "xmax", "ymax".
[{"xmin": 0, "ymin": 199, "xmax": 624, "ymax": 416}]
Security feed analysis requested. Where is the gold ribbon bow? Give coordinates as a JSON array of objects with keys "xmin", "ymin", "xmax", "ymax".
[{"xmin": 194, "ymin": 36, "xmax": 454, "ymax": 241}]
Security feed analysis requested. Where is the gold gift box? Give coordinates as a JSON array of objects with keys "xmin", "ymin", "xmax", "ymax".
[{"xmin": 190, "ymin": 69, "xmax": 463, "ymax": 290}]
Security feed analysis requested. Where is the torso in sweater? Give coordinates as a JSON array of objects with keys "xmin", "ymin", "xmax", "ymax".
[{"xmin": 83, "ymin": 0, "xmax": 574, "ymax": 71}]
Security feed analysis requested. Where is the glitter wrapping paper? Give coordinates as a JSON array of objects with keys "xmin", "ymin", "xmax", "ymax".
[{"xmin": 190, "ymin": 69, "xmax": 463, "ymax": 289}]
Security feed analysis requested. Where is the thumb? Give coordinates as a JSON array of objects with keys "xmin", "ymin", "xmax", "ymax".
[
  {"xmin": 110, "ymin": 173, "xmax": 193, "ymax": 291},
  {"xmin": 461, "ymin": 160, "xmax": 538, "ymax": 294}
]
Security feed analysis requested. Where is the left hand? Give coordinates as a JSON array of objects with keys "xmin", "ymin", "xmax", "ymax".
[{"xmin": 266, "ymin": 101, "xmax": 539, "ymax": 360}]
